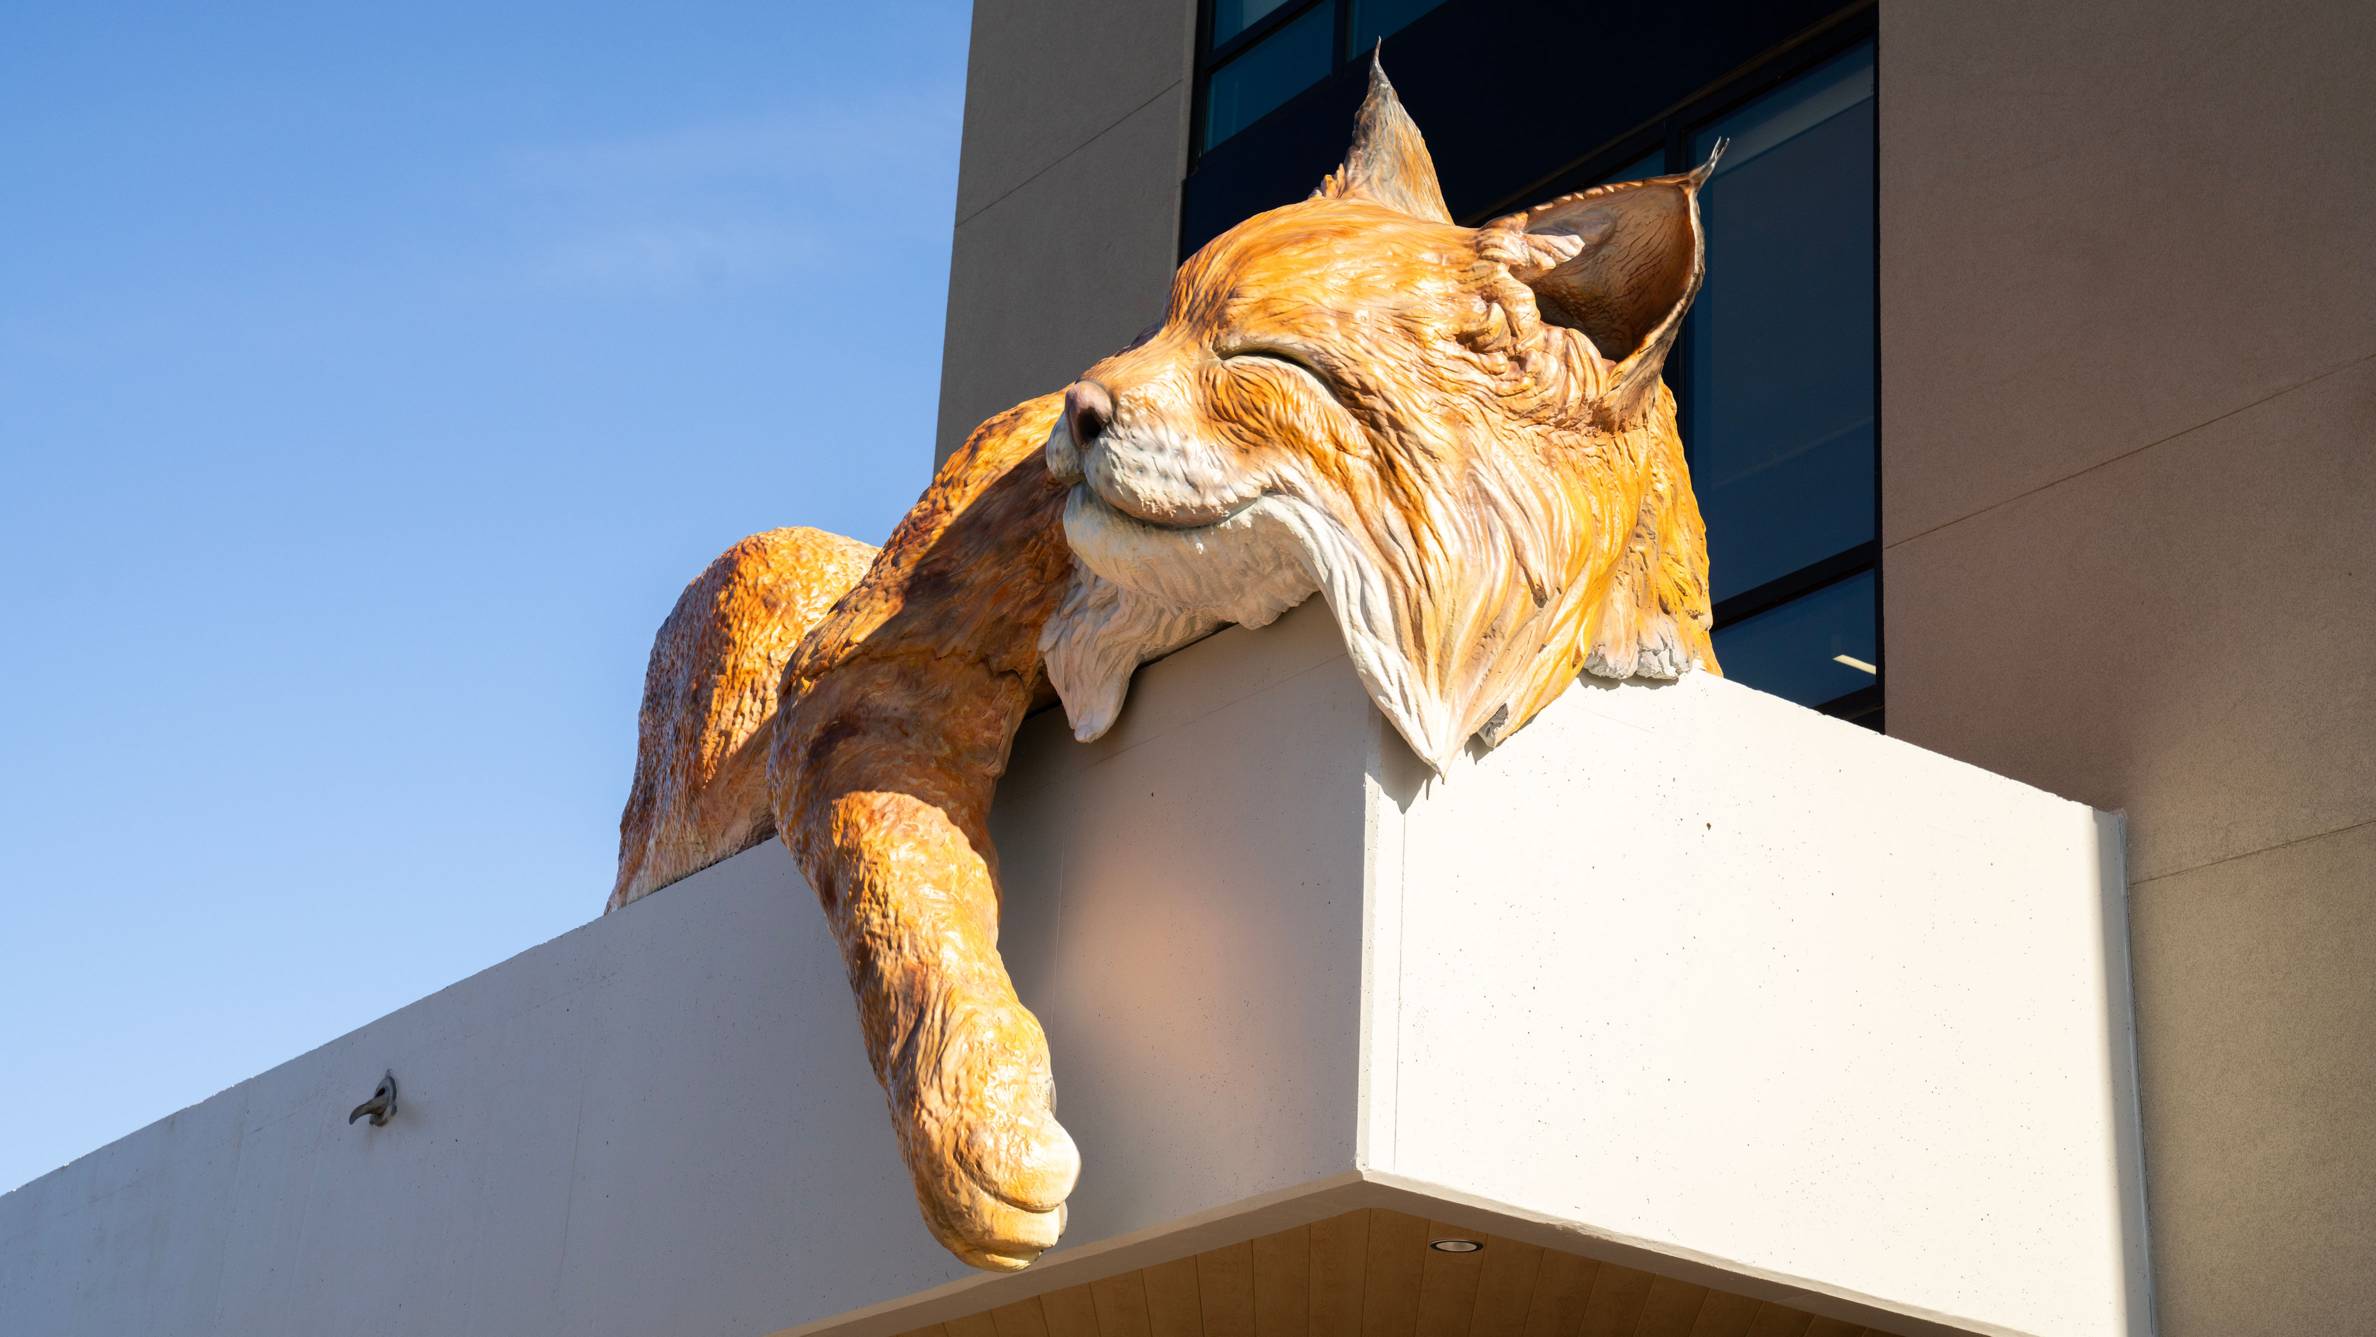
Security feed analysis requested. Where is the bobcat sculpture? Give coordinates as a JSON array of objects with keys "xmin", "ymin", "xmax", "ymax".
[{"xmin": 609, "ymin": 61, "xmax": 1719, "ymax": 1272}]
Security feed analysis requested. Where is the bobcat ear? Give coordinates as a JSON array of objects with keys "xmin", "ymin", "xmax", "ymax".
[
  {"xmin": 1482, "ymin": 142, "xmax": 1723, "ymax": 420},
  {"xmin": 1315, "ymin": 52, "xmax": 1452, "ymax": 224}
]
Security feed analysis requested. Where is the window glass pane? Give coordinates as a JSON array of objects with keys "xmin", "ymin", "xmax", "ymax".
[
  {"xmin": 1202, "ymin": 5, "xmax": 1334, "ymax": 149},
  {"xmin": 1349, "ymin": 0, "xmax": 1447, "ymax": 52},
  {"xmin": 1686, "ymin": 41, "xmax": 1876, "ymax": 601},
  {"xmin": 1211, "ymin": 0, "xmax": 1295, "ymax": 47},
  {"xmin": 1711, "ymin": 570, "xmax": 1878, "ymax": 710},
  {"xmin": 1604, "ymin": 150, "xmax": 1664, "ymax": 185}
]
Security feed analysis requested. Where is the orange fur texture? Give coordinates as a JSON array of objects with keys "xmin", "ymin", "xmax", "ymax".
[
  {"xmin": 610, "ymin": 526, "xmax": 877, "ymax": 910},
  {"xmin": 610, "ymin": 62, "xmax": 1718, "ymax": 1273}
]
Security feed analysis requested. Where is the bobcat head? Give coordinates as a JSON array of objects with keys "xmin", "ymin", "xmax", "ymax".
[{"xmin": 1042, "ymin": 59, "xmax": 1719, "ymax": 771}]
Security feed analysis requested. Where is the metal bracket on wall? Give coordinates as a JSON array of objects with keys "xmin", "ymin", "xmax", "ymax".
[{"xmin": 347, "ymin": 1071, "xmax": 398, "ymax": 1128}]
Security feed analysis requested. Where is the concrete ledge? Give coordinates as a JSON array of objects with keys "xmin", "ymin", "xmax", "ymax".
[
  {"xmin": 0, "ymin": 603, "xmax": 2146, "ymax": 1337},
  {"xmin": 1365, "ymin": 669, "xmax": 2147, "ymax": 1336}
]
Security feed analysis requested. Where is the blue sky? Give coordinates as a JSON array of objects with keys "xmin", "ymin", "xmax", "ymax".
[{"xmin": 0, "ymin": 1, "xmax": 972, "ymax": 1193}]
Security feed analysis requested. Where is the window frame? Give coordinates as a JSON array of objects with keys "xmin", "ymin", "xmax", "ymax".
[{"xmin": 1191, "ymin": 0, "xmax": 1346, "ymax": 155}]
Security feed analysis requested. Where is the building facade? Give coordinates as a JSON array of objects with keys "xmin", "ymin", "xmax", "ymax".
[{"xmin": 933, "ymin": 2, "xmax": 2376, "ymax": 1332}]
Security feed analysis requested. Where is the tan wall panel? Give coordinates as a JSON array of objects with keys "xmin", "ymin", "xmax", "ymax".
[
  {"xmin": 934, "ymin": 0, "xmax": 1194, "ymax": 466},
  {"xmin": 2127, "ymin": 822, "xmax": 2376, "ymax": 1335},
  {"xmin": 1883, "ymin": 356, "xmax": 2375, "ymax": 881},
  {"xmin": 1880, "ymin": 3, "xmax": 2376, "ymax": 1330},
  {"xmin": 933, "ymin": 82, "xmax": 1187, "ymax": 462},
  {"xmin": 953, "ymin": 0, "xmax": 1194, "ymax": 221},
  {"xmin": 1879, "ymin": 0, "xmax": 2376, "ymax": 539}
]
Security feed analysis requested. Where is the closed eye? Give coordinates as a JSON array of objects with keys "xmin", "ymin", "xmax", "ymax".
[{"xmin": 1219, "ymin": 344, "xmax": 1345, "ymax": 404}]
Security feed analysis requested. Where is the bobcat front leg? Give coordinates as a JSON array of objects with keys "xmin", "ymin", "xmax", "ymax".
[
  {"xmin": 781, "ymin": 671, "xmax": 1074, "ymax": 1268},
  {"xmin": 771, "ymin": 396, "xmax": 1082, "ymax": 1270}
]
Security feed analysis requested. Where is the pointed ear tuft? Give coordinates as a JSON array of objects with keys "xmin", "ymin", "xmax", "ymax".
[
  {"xmin": 1314, "ymin": 52, "xmax": 1452, "ymax": 223},
  {"xmin": 1483, "ymin": 144, "xmax": 1722, "ymax": 419}
]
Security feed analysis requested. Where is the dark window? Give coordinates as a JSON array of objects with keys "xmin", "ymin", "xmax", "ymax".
[
  {"xmin": 1196, "ymin": 0, "xmax": 1452, "ymax": 151},
  {"xmin": 1189, "ymin": 2, "xmax": 1881, "ymax": 727},
  {"xmin": 1689, "ymin": 40, "xmax": 1879, "ymax": 721},
  {"xmin": 1690, "ymin": 44, "xmax": 1875, "ymax": 603},
  {"xmin": 1202, "ymin": 4, "xmax": 1336, "ymax": 150},
  {"xmin": 1347, "ymin": 0, "xmax": 1450, "ymax": 53},
  {"xmin": 1709, "ymin": 567, "xmax": 1878, "ymax": 716},
  {"xmin": 1211, "ymin": 0, "xmax": 1296, "ymax": 46}
]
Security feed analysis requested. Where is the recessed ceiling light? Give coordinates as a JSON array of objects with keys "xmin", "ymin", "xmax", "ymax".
[
  {"xmin": 1428, "ymin": 1238, "xmax": 1484, "ymax": 1254},
  {"xmin": 1833, "ymin": 653, "xmax": 1878, "ymax": 675}
]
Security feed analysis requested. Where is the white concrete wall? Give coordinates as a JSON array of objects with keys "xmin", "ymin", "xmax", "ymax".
[
  {"xmin": 992, "ymin": 603, "xmax": 1373, "ymax": 1237},
  {"xmin": 0, "ymin": 843, "xmax": 922, "ymax": 1337},
  {"xmin": 0, "ymin": 609, "xmax": 1375, "ymax": 1337},
  {"xmin": 1367, "ymin": 674, "xmax": 2147, "ymax": 1337},
  {"xmin": 1, "ymin": 602, "xmax": 2142, "ymax": 1337}
]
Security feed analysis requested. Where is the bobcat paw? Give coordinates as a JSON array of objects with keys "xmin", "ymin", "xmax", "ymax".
[{"xmin": 889, "ymin": 986, "xmax": 1080, "ymax": 1271}]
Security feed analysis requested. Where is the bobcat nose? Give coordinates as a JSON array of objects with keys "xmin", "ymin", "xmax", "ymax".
[{"xmin": 1064, "ymin": 379, "xmax": 1114, "ymax": 449}]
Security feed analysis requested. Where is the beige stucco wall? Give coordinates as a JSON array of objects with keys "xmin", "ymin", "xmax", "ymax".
[
  {"xmin": 1879, "ymin": 2, "xmax": 2376, "ymax": 1333},
  {"xmin": 935, "ymin": 2, "xmax": 2376, "ymax": 1331},
  {"xmin": 932, "ymin": 0, "xmax": 1197, "ymax": 463}
]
